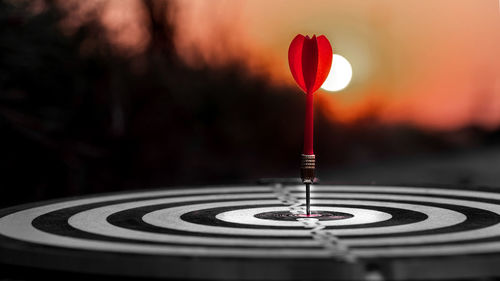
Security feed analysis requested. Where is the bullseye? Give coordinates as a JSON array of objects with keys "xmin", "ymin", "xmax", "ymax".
[{"xmin": 255, "ymin": 211, "xmax": 353, "ymax": 220}]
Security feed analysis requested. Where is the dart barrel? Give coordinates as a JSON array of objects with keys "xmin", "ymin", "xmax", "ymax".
[{"xmin": 300, "ymin": 154, "xmax": 315, "ymax": 183}]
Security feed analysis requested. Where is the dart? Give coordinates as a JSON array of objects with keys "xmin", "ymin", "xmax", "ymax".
[{"xmin": 288, "ymin": 34, "xmax": 333, "ymax": 215}]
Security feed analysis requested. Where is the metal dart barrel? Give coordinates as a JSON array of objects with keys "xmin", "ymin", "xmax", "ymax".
[{"xmin": 300, "ymin": 154, "xmax": 315, "ymax": 215}]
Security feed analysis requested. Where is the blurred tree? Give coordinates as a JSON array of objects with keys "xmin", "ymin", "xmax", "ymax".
[{"xmin": 0, "ymin": 0, "xmax": 496, "ymax": 208}]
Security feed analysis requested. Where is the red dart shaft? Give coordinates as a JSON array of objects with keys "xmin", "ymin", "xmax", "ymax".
[
  {"xmin": 303, "ymin": 91, "xmax": 314, "ymax": 155},
  {"xmin": 302, "ymin": 90, "xmax": 315, "ymax": 216}
]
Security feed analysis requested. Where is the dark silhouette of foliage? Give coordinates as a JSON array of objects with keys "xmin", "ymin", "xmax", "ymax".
[{"xmin": 0, "ymin": 0, "xmax": 497, "ymax": 207}]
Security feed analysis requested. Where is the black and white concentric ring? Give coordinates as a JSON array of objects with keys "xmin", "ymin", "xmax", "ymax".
[{"xmin": 1, "ymin": 185, "xmax": 500, "ymax": 259}]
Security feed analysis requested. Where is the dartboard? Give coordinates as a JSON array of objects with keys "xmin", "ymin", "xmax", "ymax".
[{"xmin": 1, "ymin": 184, "xmax": 500, "ymax": 280}]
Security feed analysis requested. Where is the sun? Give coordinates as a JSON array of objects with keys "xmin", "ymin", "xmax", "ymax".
[{"xmin": 321, "ymin": 54, "xmax": 352, "ymax": 92}]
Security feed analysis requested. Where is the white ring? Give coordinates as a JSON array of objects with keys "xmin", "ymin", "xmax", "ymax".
[
  {"xmin": 140, "ymin": 198, "xmax": 463, "ymax": 237},
  {"xmin": 215, "ymin": 206, "xmax": 392, "ymax": 227}
]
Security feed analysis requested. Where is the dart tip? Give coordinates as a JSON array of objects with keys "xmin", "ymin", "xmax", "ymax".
[{"xmin": 306, "ymin": 183, "xmax": 311, "ymax": 216}]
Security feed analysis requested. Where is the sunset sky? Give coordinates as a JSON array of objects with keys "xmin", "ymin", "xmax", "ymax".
[{"xmin": 62, "ymin": 0, "xmax": 500, "ymax": 131}]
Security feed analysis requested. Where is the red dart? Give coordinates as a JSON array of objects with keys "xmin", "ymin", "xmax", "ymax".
[{"xmin": 288, "ymin": 34, "xmax": 333, "ymax": 215}]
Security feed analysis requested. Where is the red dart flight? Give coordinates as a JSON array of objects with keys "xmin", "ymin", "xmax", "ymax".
[
  {"xmin": 288, "ymin": 34, "xmax": 333, "ymax": 155},
  {"xmin": 288, "ymin": 34, "xmax": 333, "ymax": 215}
]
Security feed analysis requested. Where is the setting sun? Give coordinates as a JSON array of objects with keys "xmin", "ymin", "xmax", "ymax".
[{"xmin": 321, "ymin": 54, "xmax": 353, "ymax": 92}]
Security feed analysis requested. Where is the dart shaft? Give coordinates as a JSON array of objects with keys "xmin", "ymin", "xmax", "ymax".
[{"xmin": 303, "ymin": 92, "xmax": 314, "ymax": 155}]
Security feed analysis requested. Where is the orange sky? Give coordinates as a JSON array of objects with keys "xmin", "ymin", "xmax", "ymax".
[
  {"xmin": 173, "ymin": 0, "xmax": 500, "ymax": 130},
  {"xmin": 56, "ymin": 0, "xmax": 500, "ymax": 131}
]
